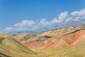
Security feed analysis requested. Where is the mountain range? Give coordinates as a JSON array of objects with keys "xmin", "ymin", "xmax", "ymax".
[{"xmin": 0, "ymin": 26, "xmax": 85, "ymax": 57}]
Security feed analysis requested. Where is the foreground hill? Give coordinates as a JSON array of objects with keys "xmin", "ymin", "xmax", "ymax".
[{"xmin": 0, "ymin": 34, "xmax": 37, "ymax": 57}]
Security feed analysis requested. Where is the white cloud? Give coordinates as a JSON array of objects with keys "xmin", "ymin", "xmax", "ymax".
[
  {"xmin": 5, "ymin": 27, "xmax": 12, "ymax": 30},
  {"xmin": 39, "ymin": 19, "xmax": 49, "ymax": 26},
  {"xmin": 71, "ymin": 11, "xmax": 79, "ymax": 16},
  {"xmin": 14, "ymin": 20, "xmax": 35, "ymax": 27},
  {"xmin": 51, "ymin": 11, "xmax": 68, "ymax": 24},
  {"xmin": 59, "ymin": 11, "xmax": 68, "ymax": 19},
  {"xmin": 71, "ymin": 9, "xmax": 85, "ymax": 16},
  {"xmin": 51, "ymin": 18, "xmax": 58, "ymax": 24},
  {"xmin": 0, "ymin": 27, "xmax": 13, "ymax": 34},
  {"xmin": 1, "ymin": 8, "xmax": 85, "ymax": 34}
]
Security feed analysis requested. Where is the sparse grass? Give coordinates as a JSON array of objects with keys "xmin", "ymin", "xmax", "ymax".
[
  {"xmin": 32, "ymin": 44, "xmax": 85, "ymax": 57},
  {"xmin": 1, "ymin": 37, "xmax": 85, "ymax": 57},
  {"xmin": 0, "ymin": 36, "xmax": 37, "ymax": 57},
  {"xmin": 0, "ymin": 41, "xmax": 85, "ymax": 57}
]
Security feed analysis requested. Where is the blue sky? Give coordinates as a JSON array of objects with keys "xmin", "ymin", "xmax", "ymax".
[{"xmin": 0, "ymin": 0, "xmax": 85, "ymax": 34}]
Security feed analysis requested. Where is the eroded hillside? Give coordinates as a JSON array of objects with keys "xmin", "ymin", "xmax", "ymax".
[{"xmin": 0, "ymin": 26, "xmax": 85, "ymax": 57}]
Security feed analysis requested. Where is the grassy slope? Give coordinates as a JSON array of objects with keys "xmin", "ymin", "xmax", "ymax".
[{"xmin": 0, "ymin": 36, "xmax": 37, "ymax": 57}]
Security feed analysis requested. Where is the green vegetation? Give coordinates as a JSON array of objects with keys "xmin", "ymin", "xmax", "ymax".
[{"xmin": 0, "ymin": 36, "xmax": 37, "ymax": 57}]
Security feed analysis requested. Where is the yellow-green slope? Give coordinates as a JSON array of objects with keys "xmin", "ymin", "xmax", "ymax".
[{"xmin": 0, "ymin": 36, "xmax": 37, "ymax": 57}]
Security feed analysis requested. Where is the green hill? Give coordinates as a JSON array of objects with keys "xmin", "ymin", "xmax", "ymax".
[{"xmin": 0, "ymin": 36, "xmax": 37, "ymax": 57}]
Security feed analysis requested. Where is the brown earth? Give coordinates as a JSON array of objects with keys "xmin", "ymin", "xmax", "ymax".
[{"xmin": 17, "ymin": 26, "xmax": 85, "ymax": 49}]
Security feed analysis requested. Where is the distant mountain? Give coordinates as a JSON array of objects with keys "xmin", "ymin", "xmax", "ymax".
[{"xmin": 19, "ymin": 26, "xmax": 85, "ymax": 49}]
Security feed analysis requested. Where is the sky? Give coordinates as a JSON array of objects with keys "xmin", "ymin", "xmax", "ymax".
[{"xmin": 0, "ymin": 0, "xmax": 85, "ymax": 34}]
